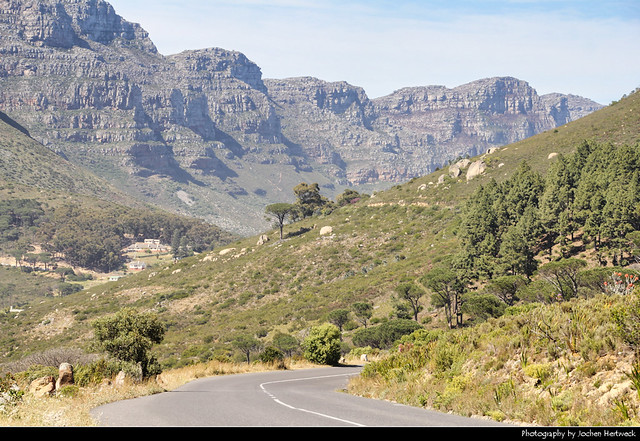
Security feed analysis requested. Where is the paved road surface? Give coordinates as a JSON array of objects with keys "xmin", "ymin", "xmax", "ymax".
[{"xmin": 91, "ymin": 366, "xmax": 505, "ymax": 427}]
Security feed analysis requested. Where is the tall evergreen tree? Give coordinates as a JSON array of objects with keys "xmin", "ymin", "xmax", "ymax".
[
  {"xmin": 498, "ymin": 205, "xmax": 541, "ymax": 278},
  {"xmin": 539, "ymin": 155, "xmax": 579, "ymax": 253},
  {"xmin": 574, "ymin": 142, "xmax": 615, "ymax": 250},
  {"xmin": 456, "ymin": 179, "xmax": 501, "ymax": 279},
  {"xmin": 501, "ymin": 161, "xmax": 544, "ymax": 224},
  {"xmin": 602, "ymin": 171, "xmax": 640, "ymax": 264}
]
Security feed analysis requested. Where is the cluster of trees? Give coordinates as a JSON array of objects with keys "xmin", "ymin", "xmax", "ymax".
[
  {"xmin": 90, "ymin": 307, "xmax": 354, "ymax": 376},
  {"xmin": 231, "ymin": 331, "xmax": 300, "ymax": 365},
  {"xmin": 265, "ymin": 183, "xmax": 367, "ymax": 239},
  {"xmin": 0, "ymin": 199, "xmax": 45, "ymax": 243},
  {"xmin": 351, "ymin": 319, "xmax": 423, "ymax": 350},
  {"xmin": 1, "ymin": 200, "xmax": 231, "ymax": 273},
  {"xmin": 417, "ymin": 141, "xmax": 640, "ymax": 328},
  {"xmin": 226, "ymin": 299, "xmax": 426, "ymax": 365},
  {"xmin": 326, "ymin": 301, "xmax": 374, "ymax": 330},
  {"xmin": 457, "ymin": 141, "xmax": 640, "ymax": 280},
  {"xmin": 228, "ymin": 296, "xmax": 416, "ymax": 366},
  {"xmin": 230, "ymin": 325, "xmax": 342, "ymax": 366}
]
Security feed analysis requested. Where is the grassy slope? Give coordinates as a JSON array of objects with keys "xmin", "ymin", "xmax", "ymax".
[{"xmin": 1, "ymin": 91, "xmax": 639, "ymax": 424}]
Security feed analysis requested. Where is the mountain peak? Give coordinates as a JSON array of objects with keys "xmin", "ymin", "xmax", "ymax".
[{"xmin": 0, "ymin": 0, "xmax": 157, "ymax": 52}]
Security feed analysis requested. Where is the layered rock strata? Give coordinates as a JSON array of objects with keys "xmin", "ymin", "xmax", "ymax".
[{"xmin": 0, "ymin": 0, "xmax": 603, "ymax": 234}]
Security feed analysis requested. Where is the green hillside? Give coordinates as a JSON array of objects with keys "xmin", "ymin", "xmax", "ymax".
[
  {"xmin": 0, "ymin": 111, "xmax": 128, "ymax": 203},
  {"xmin": 1, "ymin": 89, "xmax": 639, "ymax": 426}
]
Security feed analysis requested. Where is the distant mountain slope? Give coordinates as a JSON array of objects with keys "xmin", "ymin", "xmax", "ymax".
[
  {"xmin": 0, "ymin": 0, "xmax": 603, "ymax": 235},
  {"xmin": 0, "ymin": 109, "xmax": 124, "ymax": 200},
  {"xmin": 0, "ymin": 109, "xmax": 236, "ymax": 279}
]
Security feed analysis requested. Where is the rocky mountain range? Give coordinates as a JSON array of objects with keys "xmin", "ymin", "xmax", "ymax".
[{"xmin": 0, "ymin": 0, "xmax": 603, "ymax": 235}]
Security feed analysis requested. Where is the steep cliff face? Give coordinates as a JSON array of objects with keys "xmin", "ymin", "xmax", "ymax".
[
  {"xmin": 0, "ymin": 0, "xmax": 603, "ymax": 234},
  {"xmin": 0, "ymin": 0, "xmax": 156, "ymax": 51},
  {"xmin": 0, "ymin": 0, "xmax": 314, "ymax": 235},
  {"xmin": 264, "ymin": 77, "xmax": 399, "ymax": 184},
  {"xmin": 371, "ymin": 78, "xmax": 556, "ymax": 174},
  {"xmin": 265, "ymin": 76, "xmax": 603, "ymax": 185},
  {"xmin": 0, "ymin": 0, "xmax": 285, "ymax": 173}
]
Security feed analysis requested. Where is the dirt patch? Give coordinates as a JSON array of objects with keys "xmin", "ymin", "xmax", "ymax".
[{"xmin": 30, "ymin": 309, "xmax": 75, "ymax": 339}]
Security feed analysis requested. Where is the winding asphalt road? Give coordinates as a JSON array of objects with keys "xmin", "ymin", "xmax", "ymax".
[{"xmin": 91, "ymin": 365, "xmax": 505, "ymax": 427}]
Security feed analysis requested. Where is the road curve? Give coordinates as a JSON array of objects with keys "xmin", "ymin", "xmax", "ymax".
[{"xmin": 91, "ymin": 365, "xmax": 504, "ymax": 427}]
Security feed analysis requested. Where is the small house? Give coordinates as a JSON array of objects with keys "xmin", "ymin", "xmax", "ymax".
[{"xmin": 128, "ymin": 261, "xmax": 147, "ymax": 271}]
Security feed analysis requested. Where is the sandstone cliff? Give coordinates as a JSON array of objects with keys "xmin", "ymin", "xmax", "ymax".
[
  {"xmin": 266, "ymin": 76, "xmax": 603, "ymax": 186},
  {"xmin": 0, "ymin": 0, "xmax": 603, "ymax": 234}
]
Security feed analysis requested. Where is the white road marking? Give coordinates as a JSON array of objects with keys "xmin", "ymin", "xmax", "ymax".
[{"xmin": 260, "ymin": 372, "xmax": 365, "ymax": 427}]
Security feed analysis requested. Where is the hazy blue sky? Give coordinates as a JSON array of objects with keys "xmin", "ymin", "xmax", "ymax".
[{"xmin": 107, "ymin": 0, "xmax": 639, "ymax": 104}]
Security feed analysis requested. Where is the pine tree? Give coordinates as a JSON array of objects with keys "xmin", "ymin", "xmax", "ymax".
[
  {"xmin": 498, "ymin": 206, "xmax": 541, "ymax": 278},
  {"xmin": 539, "ymin": 155, "xmax": 579, "ymax": 253},
  {"xmin": 602, "ymin": 171, "xmax": 640, "ymax": 264},
  {"xmin": 456, "ymin": 179, "xmax": 501, "ymax": 279},
  {"xmin": 502, "ymin": 161, "xmax": 544, "ymax": 224}
]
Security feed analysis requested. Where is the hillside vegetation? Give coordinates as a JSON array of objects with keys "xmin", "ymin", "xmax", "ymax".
[
  {"xmin": 0, "ymin": 89, "xmax": 639, "ymax": 426},
  {"xmin": 343, "ymin": 90, "xmax": 640, "ymax": 425},
  {"xmin": 0, "ymin": 111, "xmax": 131, "ymax": 204}
]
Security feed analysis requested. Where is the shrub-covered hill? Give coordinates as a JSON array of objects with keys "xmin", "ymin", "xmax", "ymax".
[
  {"xmin": 0, "ymin": 110, "xmax": 130, "ymax": 204},
  {"xmin": 1, "ymin": 89, "xmax": 639, "ymax": 422},
  {"xmin": 348, "ymin": 292, "xmax": 640, "ymax": 426}
]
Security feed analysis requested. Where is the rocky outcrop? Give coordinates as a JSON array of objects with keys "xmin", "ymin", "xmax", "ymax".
[
  {"xmin": 266, "ymin": 76, "xmax": 603, "ymax": 186},
  {"xmin": 372, "ymin": 78, "xmax": 550, "ymax": 149},
  {"xmin": 541, "ymin": 93, "xmax": 604, "ymax": 126},
  {"xmin": 55, "ymin": 362, "xmax": 74, "ymax": 390},
  {"xmin": 265, "ymin": 77, "xmax": 398, "ymax": 184},
  {"xmin": 0, "ymin": 0, "xmax": 604, "ymax": 235},
  {"xmin": 466, "ymin": 160, "xmax": 486, "ymax": 181},
  {"xmin": 319, "ymin": 225, "xmax": 333, "ymax": 236},
  {"xmin": 29, "ymin": 375, "xmax": 56, "ymax": 397},
  {"xmin": 0, "ymin": 0, "xmax": 156, "ymax": 51},
  {"xmin": 371, "ymin": 77, "xmax": 599, "ymax": 172},
  {"xmin": 27, "ymin": 362, "xmax": 74, "ymax": 397}
]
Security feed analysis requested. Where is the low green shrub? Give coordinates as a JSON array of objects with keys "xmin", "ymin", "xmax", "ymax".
[
  {"xmin": 73, "ymin": 359, "xmax": 121, "ymax": 387},
  {"xmin": 259, "ymin": 346, "xmax": 284, "ymax": 364}
]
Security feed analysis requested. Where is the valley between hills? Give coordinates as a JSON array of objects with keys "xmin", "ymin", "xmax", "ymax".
[{"xmin": 0, "ymin": 88, "xmax": 638, "ymax": 427}]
